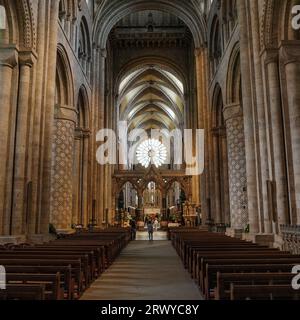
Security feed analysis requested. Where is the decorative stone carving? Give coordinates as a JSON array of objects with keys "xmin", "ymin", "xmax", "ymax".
[
  {"xmin": 223, "ymin": 104, "xmax": 248, "ymax": 230},
  {"xmin": 50, "ymin": 105, "xmax": 77, "ymax": 231}
]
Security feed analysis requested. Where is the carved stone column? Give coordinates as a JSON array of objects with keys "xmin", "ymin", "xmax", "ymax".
[
  {"xmin": 50, "ymin": 105, "xmax": 77, "ymax": 232},
  {"xmin": 223, "ymin": 103, "xmax": 248, "ymax": 231},
  {"xmin": 0, "ymin": 45, "xmax": 18, "ymax": 235},
  {"xmin": 11, "ymin": 50, "xmax": 36, "ymax": 235}
]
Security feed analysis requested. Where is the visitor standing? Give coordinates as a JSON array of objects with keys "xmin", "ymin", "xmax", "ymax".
[
  {"xmin": 147, "ymin": 220, "xmax": 154, "ymax": 241},
  {"xmin": 130, "ymin": 219, "xmax": 137, "ymax": 240}
]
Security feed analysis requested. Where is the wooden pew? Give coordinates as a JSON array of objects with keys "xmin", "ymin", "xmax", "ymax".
[
  {"xmin": 200, "ymin": 257, "xmax": 300, "ymax": 294},
  {"xmin": 4, "ymin": 265, "xmax": 73, "ymax": 299},
  {"xmin": 205, "ymin": 263, "xmax": 298, "ymax": 300},
  {"xmin": 0, "ymin": 259, "xmax": 83, "ymax": 297},
  {"xmin": 2, "ymin": 273, "xmax": 63, "ymax": 300},
  {"xmin": 0, "ymin": 284, "xmax": 45, "ymax": 300},
  {"xmin": 0, "ymin": 253, "xmax": 90, "ymax": 289},
  {"xmin": 215, "ymin": 272, "xmax": 294, "ymax": 300},
  {"xmin": 230, "ymin": 284, "xmax": 300, "ymax": 300}
]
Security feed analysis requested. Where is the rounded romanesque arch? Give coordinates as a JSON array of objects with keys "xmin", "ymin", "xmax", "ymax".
[
  {"xmin": 210, "ymin": 84, "xmax": 230, "ymax": 225},
  {"xmin": 56, "ymin": 45, "xmax": 75, "ymax": 107},
  {"xmin": 50, "ymin": 45, "xmax": 76, "ymax": 232},
  {"xmin": 93, "ymin": 0, "xmax": 207, "ymax": 49},
  {"xmin": 72, "ymin": 84, "xmax": 91, "ymax": 227},
  {"xmin": 223, "ymin": 44, "xmax": 248, "ymax": 231},
  {"xmin": 0, "ymin": 0, "xmax": 36, "ymax": 48},
  {"xmin": 261, "ymin": 0, "xmax": 300, "ymax": 50}
]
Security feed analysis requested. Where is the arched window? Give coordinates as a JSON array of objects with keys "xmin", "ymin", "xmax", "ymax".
[
  {"xmin": 78, "ymin": 17, "xmax": 91, "ymax": 74},
  {"xmin": 0, "ymin": 5, "xmax": 7, "ymax": 30},
  {"xmin": 58, "ymin": 0, "xmax": 66, "ymax": 23}
]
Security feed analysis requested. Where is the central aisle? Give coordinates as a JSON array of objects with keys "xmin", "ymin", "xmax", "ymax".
[{"xmin": 81, "ymin": 240, "xmax": 203, "ymax": 300}]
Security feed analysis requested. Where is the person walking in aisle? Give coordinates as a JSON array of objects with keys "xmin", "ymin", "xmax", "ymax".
[{"xmin": 147, "ymin": 220, "xmax": 154, "ymax": 241}]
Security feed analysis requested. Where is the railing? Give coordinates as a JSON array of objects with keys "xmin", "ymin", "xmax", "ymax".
[{"xmin": 281, "ymin": 225, "xmax": 300, "ymax": 254}]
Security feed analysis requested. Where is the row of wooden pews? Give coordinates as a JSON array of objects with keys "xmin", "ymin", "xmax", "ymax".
[
  {"xmin": 0, "ymin": 227, "xmax": 130, "ymax": 300},
  {"xmin": 171, "ymin": 228, "xmax": 300, "ymax": 300}
]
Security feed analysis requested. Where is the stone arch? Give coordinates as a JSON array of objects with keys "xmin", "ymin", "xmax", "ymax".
[
  {"xmin": 261, "ymin": 0, "xmax": 300, "ymax": 50},
  {"xmin": 59, "ymin": 0, "xmax": 67, "ymax": 22},
  {"xmin": 50, "ymin": 45, "xmax": 76, "ymax": 232},
  {"xmin": 223, "ymin": 43, "xmax": 249, "ymax": 231},
  {"xmin": 211, "ymin": 84, "xmax": 230, "ymax": 225},
  {"xmin": 115, "ymin": 56, "xmax": 188, "ymax": 95},
  {"xmin": 211, "ymin": 84, "xmax": 224, "ymax": 128},
  {"xmin": 72, "ymin": 84, "xmax": 91, "ymax": 227},
  {"xmin": 0, "ymin": 0, "xmax": 36, "ymax": 48},
  {"xmin": 93, "ymin": 0, "xmax": 207, "ymax": 49},
  {"xmin": 78, "ymin": 15, "xmax": 92, "ymax": 74},
  {"xmin": 77, "ymin": 85, "xmax": 90, "ymax": 128},
  {"xmin": 219, "ymin": 0, "xmax": 238, "ymax": 46},
  {"xmin": 208, "ymin": 14, "xmax": 222, "ymax": 76},
  {"xmin": 56, "ymin": 45, "xmax": 74, "ymax": 107},
  {"xmin": 226, "ymin": 42, "xmax": 241, "ymax": 105}
]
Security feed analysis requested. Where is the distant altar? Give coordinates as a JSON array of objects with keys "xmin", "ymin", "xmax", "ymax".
[{"xmin": 144, "ymin": 207, "xmax": 161, "ymax": 216}]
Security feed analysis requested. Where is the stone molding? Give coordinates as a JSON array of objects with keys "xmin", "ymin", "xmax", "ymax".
[
  {"xmin": 223, "ymin": 103, "xmax": 242, "ymax": 122},
  {"xmin": 54, "ymin": 104, "xmax": 78, "ymax": 124},
  {"xmin": 18, "ymin": 49, "xmax": 37, "ymax": 67},
  {"xmin": 0, "ymin": 44, "xmax": 19, "ymax": 68},
  {"xmin": 279, "ymin": 41, "xmax": 300, "ymax": 65}
]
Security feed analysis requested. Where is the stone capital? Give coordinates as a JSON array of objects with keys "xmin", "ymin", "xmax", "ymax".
[
  {"xmin": 0, "ymin": 44, "xmax": 19, "ymax": 68},
  {"xmin": 194, "ymin": 45, "xmax": 207, "ymax": 57},
  {"xmin": 211, "ymin": 126, "xmax": 226, "ymax": 137},
  {"xmin": 75, "ymin": 127, "xmax": 91, "ymax": 139},
  {"xmin": 18, "ymin": 49, "xmax": 37, "ymax": 67},
  {"xmin": 223, "ymin": 103, "xmax": 243, "ymax": 122},
  {"xmin": 263, "ymin": 49, "xmax": 279, "ymax": 65},
  {"xmin": 101, "ymin": 48, "xmax": 107, "ymax": 59},
  {"xmin": 279, "ymin": 40, "xmax": 300, "ymax": 65},
  {"xmin": 54, "ymin": 104, "xmax": 78, "ymax": 124}
]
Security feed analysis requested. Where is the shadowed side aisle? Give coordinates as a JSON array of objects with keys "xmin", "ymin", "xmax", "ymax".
[{"xmin": 81, "ymin": 241, "xmax": 203, "ymax": 300}]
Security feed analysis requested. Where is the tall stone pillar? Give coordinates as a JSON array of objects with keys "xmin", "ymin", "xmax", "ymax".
[
  {"xmin": 264, "ymin": 51, "xmax": 289, "ymax": 227},
  {"xmin": 50, "ymin": 105, "xmax": 77, "ymax": 232},
  {"xmin": 211, "ymin": 129, "xmax": 223, "ymax": 224},
  {"xmin": 249, "ymin": 0, "xmax": 271, "ymax": 233},
  {"xmin": 40, "ymin": 0, "xmax": 60, "ymax": 235},
  {"xmin": 0, "ymin": 45, "xmax": 18, "ymax": 235},
  {"xmin": 195, "ymin": 47, "xmax": 210, "ymax": 225},
  {"xmin": 97, "ymin": 49, "xmax": 106, "ymax": 226},
  {"xmin": 11, "ymin": 51, "xmax": 36, "ymax": 235},
  {"xmin": 281, "ymin": 42, "xmax": 300, "ymax": 225},
  {"xmin": 236, "ymin": 0, "xmax": 260, "ymax": 234},
  {"xmin": 223, "ymin": 104, "xmax": 248, "ymax": 231}
]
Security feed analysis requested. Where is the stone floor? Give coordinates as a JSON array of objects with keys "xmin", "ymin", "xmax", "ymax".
[
  {"xmin": 136, "ymin": 231, "xmax": 168, "ymax": 241},
  {"xmin": 81, "ymin": 239, "xmax": 203, "ymax": 300}
]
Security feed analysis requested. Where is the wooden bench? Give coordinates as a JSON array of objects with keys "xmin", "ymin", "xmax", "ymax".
[
  {"xmin": 205, "ymin": 263, "xmax": 299, "ymax": 300},
  {"xmin": 0, "ymin": 259, "xmax": 83, "ymax": 297},
  {"xmin": 4, "ymin": 265, "xmax": 73, "ymax": 299},
  {"xmin": 2, "ymin": 272, "xmax": 63, "ymax": 300},
  {"xmin": 200, "ymin": 257, "xmax": 300, "ymax": 295},
  {"xmin": 0, "ymin": 284, "xmax": 45, "ymax": 300},
  {"xmin": 215, "ymin": 272, "xmax": 294, "ymax": 300},
  {"xmin": 230, "ymin": 284, "xmax": 300, "ymax": 300}
]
